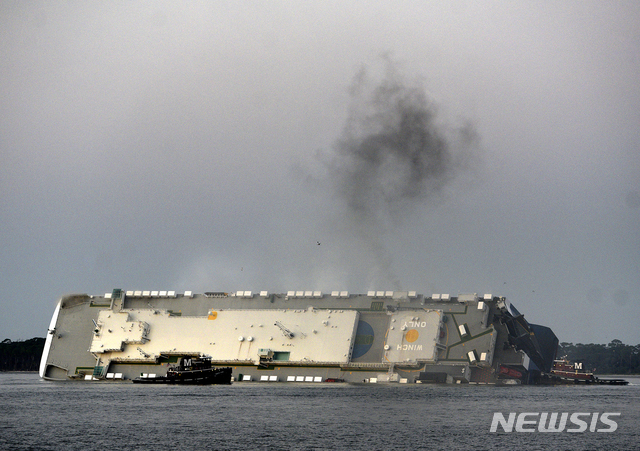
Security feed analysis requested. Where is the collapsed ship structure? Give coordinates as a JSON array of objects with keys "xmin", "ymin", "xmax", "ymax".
[{"xmin": 40, "ymin": 289, "xmax": 558, "ymax": 384}]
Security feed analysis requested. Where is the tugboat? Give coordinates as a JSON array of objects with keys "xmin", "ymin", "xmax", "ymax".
[
  {"xmin": 545, "ymin": 357, "xmax": 628, "ymax": 385},
  {"xmin": 133, "ymin": 357, "xmax": 232, "ymax": 385}
]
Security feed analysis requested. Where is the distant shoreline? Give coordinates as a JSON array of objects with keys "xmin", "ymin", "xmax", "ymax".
[{"xmin": 0, "ymin": 371, "xmax": 38, "ymax": 373}]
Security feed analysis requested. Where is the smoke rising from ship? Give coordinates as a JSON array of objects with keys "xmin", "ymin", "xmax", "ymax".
[
  {"xmin": 319, "ymin": 59, "xmax": 478, "ymax": 288},
  {"xmin": 327, "ymin": 59, "xmax": 478, "ymax": 221}
]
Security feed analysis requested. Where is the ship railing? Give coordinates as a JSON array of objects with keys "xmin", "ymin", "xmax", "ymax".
[
  {"xmin": 269, "ymin": 361, "xmax": 352, "ymax": 366},
  {"xmin": 340, "ymin": 363, "xmax": 391, "ymax": 369},
  {"xmin": 108, "ymin": 357, "xmax": 159, "ymax": 363},
  {"xmin": 206, "ymin": 359, "xmax": 255, "ymax": 365},
  {"xmin": 206, "ymin": 360, "xmax": 357, "ymax": 367}
]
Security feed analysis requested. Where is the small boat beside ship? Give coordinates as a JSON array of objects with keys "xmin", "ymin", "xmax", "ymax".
[
  {"xmin": 544, "ymin": 357, "xmax": 628, "ymax": 385},
  {"xmin": 133, "ymin": 357, "xmax": 232, "ymax": 385}
]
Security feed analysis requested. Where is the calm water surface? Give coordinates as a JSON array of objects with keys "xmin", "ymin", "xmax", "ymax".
[{"xmin": 1, "ymin": 373, "xmax": 639, "ymax": 450}]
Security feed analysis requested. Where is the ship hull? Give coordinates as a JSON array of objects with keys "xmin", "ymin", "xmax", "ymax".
[{"xmin": 40, "ymin": 289, "xmax": 558, "ymax": 385}]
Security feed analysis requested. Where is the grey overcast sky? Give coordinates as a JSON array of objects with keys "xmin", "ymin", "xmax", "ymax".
[{"xmin": 1, "ymin": 1, "xmax": 639, "ymax": 344}]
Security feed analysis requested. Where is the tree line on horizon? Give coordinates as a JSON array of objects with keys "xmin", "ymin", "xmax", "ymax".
[
  {"xmin": 1, "ymin": 337, "xmax": 639, "ymax": 374},
  {"xmin": 0, "ymin": 338, "xmax": 45, "ymax": 371},
  {"xmin": 557, "ymin": 340, "xmax": 640, "ymax": 375}
]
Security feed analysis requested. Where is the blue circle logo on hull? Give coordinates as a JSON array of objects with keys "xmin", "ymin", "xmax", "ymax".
[{"xmin": 352, "ymin": 320, "xmax": 374, "ymax": 358}]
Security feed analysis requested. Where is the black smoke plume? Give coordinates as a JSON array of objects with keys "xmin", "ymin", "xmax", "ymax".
[
  {"xmin": 312, "ymin": 58, "xmax": 478, "ymax": 289},
  {"xmin": 327, "ymin": 60, "xmax": 477, "ymax": 221}
]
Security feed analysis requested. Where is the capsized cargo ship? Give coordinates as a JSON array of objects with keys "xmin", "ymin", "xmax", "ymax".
[{"xmin": 39, "ymin": 289, "xmax": 558, "ymax": 384}]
